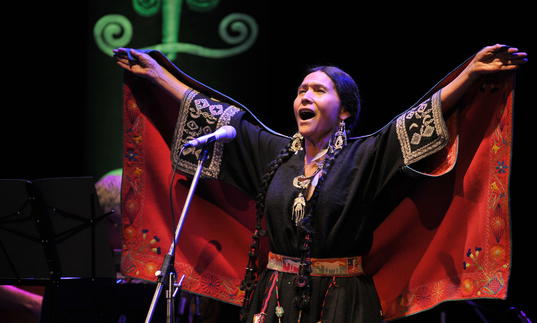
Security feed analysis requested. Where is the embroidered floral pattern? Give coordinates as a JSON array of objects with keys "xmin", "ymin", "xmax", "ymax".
[
  {"xmin": 125, "ymin": 148, "xmax": 139, "ymax": 161},
  {"xmin": 495, "ymin": 161, "xmax": 508, "ymax": 174},
  {"xmin": 121, "ymin": 86, "xmax": 145, "ymax": 225}
]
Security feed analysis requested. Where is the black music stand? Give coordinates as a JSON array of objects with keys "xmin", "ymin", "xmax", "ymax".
[{"xmin": 0, "ymin": 177, "xmax": 116, "ymax": 322}]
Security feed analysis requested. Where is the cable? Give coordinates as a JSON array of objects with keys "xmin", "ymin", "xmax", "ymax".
[{"xmin": 169, "ymin": 146, "xmax": 186, "ymax": 234}]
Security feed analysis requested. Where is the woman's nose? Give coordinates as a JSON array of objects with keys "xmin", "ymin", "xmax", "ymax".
[{"xmin": 301, "ymin": 90, "xmax": 313, "ymax": 104}]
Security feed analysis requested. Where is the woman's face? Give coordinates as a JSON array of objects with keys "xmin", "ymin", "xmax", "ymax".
[{"xmin": 293, "ymin": 71, "xmax": 350, "ymax": 144}]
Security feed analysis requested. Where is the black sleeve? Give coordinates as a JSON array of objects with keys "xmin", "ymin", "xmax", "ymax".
[
  {"xmin": 349, "ymin": 90, "xmax": 450, "ymax": 202},
  {"xmin": 170, "ymin": 89, "xmax": 288, "ymax": 198}
]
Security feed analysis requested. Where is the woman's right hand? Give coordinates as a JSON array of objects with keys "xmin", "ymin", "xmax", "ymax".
[
  {"xmin": 113, "ymin": 48, "xmax": 190, "ymax": 101},
  {"xmin": 113, "ymin": 48, "xmax": 164, "ymax": 83}
]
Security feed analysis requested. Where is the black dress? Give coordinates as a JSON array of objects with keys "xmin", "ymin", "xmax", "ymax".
[{"xmin": 171, "ymin": 88, "xmax": 448, "ymax": 322}]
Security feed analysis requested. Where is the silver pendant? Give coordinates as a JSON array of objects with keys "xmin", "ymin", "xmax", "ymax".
[
  {"xmin": 293, "ymin": 175, "xmax": 310, "ymax": 190},
  {"xmin": 292, "ymin": 192, "xmax": 306, "ymax": 226},
  {"xmin": 275, "ymin": 305, "xmax": 284, "ymax": 322}
]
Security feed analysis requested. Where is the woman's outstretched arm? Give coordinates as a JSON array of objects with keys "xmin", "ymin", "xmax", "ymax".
[
  {"xmin": 440, "ymin": 44, "xmax": 528, "ymax": 113},
  {"xmin": 113, "ymin": 48, "xmax": 190, "ymax": 102}
]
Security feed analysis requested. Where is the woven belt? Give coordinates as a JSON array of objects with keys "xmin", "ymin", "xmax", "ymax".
[{"xmin": 267, "ymin": 252, "xmax": 364, "ymax": 277}]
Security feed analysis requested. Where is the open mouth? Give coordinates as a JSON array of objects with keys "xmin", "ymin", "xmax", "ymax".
[{"xmin": 298, "ymin": 109, "xmax": 316, "ymax": 120}]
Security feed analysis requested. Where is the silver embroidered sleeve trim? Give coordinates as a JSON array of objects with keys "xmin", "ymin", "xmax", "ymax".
[
  {"xmin": 396, "ymin": 90, "xmax": 449, "ymax": 165},
  {"xmin": 171, "ymin": 89, "xmax": 241, "ymax": 179}
]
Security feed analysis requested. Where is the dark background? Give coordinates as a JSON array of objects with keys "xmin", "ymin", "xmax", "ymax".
[{"xmin": 2, "ymin": 1, "xmax": 534, "ymax": 321}]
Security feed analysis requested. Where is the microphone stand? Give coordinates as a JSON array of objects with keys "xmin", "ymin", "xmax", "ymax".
[{"xmin": 145, "ymin": 143, "xmax": 211, "ymax": 323}]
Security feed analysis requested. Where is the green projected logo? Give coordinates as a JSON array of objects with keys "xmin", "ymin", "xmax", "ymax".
[{"xmin": 93, "ymin": 0, "xmax": 258, "ymax": 60}]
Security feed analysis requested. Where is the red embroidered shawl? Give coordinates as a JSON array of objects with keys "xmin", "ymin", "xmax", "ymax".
[{"xmin": 120, "ymin": 52, "xmax": 513, "ymax": 320}]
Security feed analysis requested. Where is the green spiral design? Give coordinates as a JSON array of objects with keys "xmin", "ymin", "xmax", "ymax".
[
  {"xmin": 145, "ymin": 13, "xmax": 258, "ymax": 59},
  {"xmin": 94, "ymin": 15, "xmax": 133, "ymax": 56},
  {"xmin": 132, "ymin": 0, "xmax": 161, "ymax": 17},
  {"xmin": 218, "ymin": 13, "xmax": 257, "ymax": 45}
]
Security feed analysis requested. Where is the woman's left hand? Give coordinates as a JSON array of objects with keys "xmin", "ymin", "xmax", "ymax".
[
  {"xmin": 465, "ymin": 44, "xmax": 528, "ymax": 81},
  {"xmin": 440, "ymin": 44, "xmax": 527, "ymax": 112}
]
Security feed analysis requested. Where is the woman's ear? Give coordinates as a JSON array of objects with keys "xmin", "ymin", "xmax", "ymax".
[{"xmin": 339, "ymin": 109, "xmax": 351, "ymax": 120}]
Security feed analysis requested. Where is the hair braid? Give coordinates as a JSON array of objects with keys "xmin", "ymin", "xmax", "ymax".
[
  {"xmin": 294, "ymin": 142, "xmax": 344, "ymax": 311},
  {"xmin": 240, "ymin": 139, "xmax": 296, "ymax": 320}
]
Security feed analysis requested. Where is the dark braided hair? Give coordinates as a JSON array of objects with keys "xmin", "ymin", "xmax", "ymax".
[
  {"xmin": 240, "ymin": 139, "xmax": 296, "ymax": 320},
  {"xmin": 293, "ymin": 134, "xmax": 346, "ymax": 312},
  {"xmin": 240, "ymin": 65, "xmax": 361, "ymax": 319}
]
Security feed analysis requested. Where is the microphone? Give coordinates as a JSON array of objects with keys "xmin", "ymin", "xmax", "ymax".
[{"xmin": 183, "ymin": 126, "xmax": 237, "ymax": 148}]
